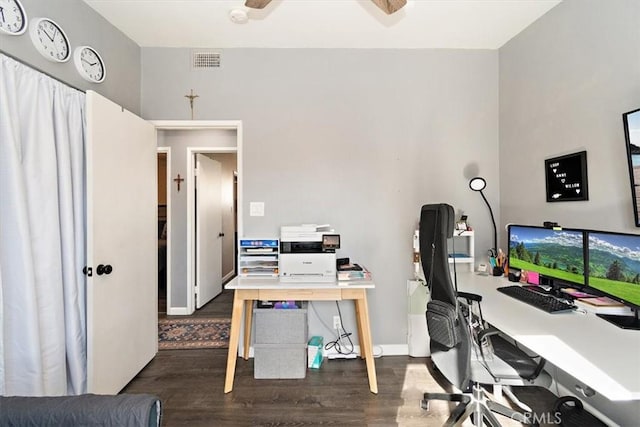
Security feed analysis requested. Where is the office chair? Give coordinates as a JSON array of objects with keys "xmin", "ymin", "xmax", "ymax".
[{"xmin": 418, "ymin": 203, "xmax": 551, "ymax": 427}]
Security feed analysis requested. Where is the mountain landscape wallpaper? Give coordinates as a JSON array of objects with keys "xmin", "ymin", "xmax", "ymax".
[
  {"xmin": 588, "ymin": 232, "xmax": 640, "ymax": 307},
  {"xmin": 508, "ymin": 226, "xmax": 585, "ymax": 285}
]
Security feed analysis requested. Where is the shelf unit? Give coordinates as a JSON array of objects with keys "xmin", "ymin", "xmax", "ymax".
[
  {"xmin": 448, "ymin": 230, "xmax": 474, "ymax": 272},
  {"xmin": 238, "ymin": 239, "xmax": 279, "ymax": 277}
]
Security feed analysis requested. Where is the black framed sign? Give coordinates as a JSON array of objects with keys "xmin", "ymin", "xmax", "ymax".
[{"xmin": 545, "ymin": 151, "xmax": 588, "ymax": 202}]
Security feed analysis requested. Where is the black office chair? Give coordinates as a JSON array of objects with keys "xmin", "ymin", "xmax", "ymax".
[{"xmin": 418, "ymin": 203, "xmax": 551, "ymax": 427}]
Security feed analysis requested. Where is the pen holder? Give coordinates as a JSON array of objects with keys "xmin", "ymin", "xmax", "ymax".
[{"xmin": 492, "ymin": 266, "xmax": 504, "ymax": 277}]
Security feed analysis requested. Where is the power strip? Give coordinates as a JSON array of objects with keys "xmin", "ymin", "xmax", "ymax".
[{"xmin": 327, "ymin": 353, "xmax": 357, "ymax": 360}]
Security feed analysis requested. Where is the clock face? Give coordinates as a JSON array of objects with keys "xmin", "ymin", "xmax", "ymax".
[
  {"xmin": 0, "ymin": 0, "xmax": 27, "ymax": 35},
  {"xmin": 29, "ymin": 17, "xmax": 70, "ymax": 62},
  {"xmin": 74, "ymin": 46, "xmax": 106, "ymax": 83}
]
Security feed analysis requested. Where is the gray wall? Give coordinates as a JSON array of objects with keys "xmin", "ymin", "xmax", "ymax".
[
  {"xmin": 0, "ymin": 0, "xmax": 141, "ymax": 114},
  {"xmin": 143, "ymin": 48, "xmax": 500, "ymax": 346},
  {"xmin": 5, "ymin": 0, "xmax": 636, "ymax": 350},
  {"xmin": 157, "ymin": 129, "xmax": 237, "ymax": 308},
  {"xmin": 499, "ymin": 0, "xmax": 640, "ymax": 241}
]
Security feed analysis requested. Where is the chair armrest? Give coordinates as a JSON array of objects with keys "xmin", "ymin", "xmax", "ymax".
[
  {"xmin": 480, "ymin": 330, "xmax": 548, "ymax": 381},
  {"xmin": 477, "ymin": 327, "xmax": 500, "ymax": 343},
  {"xmin": 457, "ymin": 291, "xmax": 483, "ymax": 303}
]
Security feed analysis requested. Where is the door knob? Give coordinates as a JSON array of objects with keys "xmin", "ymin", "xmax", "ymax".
[
  {"xmin": 218, "ymin": 232, "xmax": 225, "ymax": 237},
  {"xmin": 96, "ymin": 264, "xmax": 113, "ymax": 275}
]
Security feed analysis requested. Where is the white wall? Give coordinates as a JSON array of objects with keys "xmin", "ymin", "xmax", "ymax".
[
  {"xmin": 143, "ymin": 48, "xmax": 500, "ymax": 346},
  {"xmin": 499, "ymin": 0, "xmax": 640, "ymax": 241}
]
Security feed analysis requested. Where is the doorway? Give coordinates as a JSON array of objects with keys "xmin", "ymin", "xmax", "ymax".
[
  {"xmin": 157, "ymin": 148, "xmax": 170, "ymax": 314},
  {"xmin": 190, "ymin": 149, "xmax": 238, "ymax": 311},
  {"xmin": 201, "ymin": 153, "xmax": 238, "ymax": 283},
  {"xmin": 153, "ymin": 120, "xmax": 243, "ymax": 316}
]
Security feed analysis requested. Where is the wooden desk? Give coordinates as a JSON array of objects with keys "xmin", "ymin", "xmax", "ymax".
[{"xmin": 224, "ymin": 277, "xmax": 378, "ymax": 394}]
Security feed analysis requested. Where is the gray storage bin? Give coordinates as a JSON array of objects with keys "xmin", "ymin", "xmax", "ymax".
[
  {"xmin": 253, "ymin": 308, "xmax": 307, "ymax": 344},
  {"xmin": 254, "ymin": 344, "xmax": 307, "ymax": 379}
]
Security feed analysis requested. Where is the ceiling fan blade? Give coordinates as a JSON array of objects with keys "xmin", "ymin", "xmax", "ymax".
[
  {"xmin": 245, "ymin": 0, "xmax": 273, "ymax": 9},
  {"xmin": 370, "ymin": 0, "xmax": 407, "ymax": 15}
]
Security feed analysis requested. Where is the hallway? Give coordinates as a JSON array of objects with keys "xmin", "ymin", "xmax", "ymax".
[{"xmin": 159, "ymin": 286, "xmax": 234, "ymax": 319}]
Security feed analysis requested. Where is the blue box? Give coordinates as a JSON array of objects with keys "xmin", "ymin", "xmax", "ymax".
[{"xmin": 307, "ymin": 336, "xmax": 324, "ymax": 369}]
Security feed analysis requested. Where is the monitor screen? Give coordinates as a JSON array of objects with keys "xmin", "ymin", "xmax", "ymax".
[
  {"xmin": 623, "ymin": 108, "xmax": 640, "ymax": 226},
  {"xmin": 587, "ymin": 231, "xmax": 640, "ymax": 308},
  {"xmin": 508, "ymin": 225, "xmax": 585, "ymax": 285}
]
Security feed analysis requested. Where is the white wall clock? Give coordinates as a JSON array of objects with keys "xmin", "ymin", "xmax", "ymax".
[
  {"xmin": 0, "ymin": 0, "xmax": 27, "ymax": 35},
  {"xmin": 29, "ymin": 17, "xmax": 70, "ymax": 62},
  {"xmin": 74, "ymin": 46, "xmax": 106, "ymax": 83}
]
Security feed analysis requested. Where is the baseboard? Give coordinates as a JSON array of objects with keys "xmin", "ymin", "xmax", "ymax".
[
  {"xmin": 324, "ymin": 344, "xmax": 409, "ymax": 358},
  {"xmin": 222, "ymin": 271, "xmax": 235, "ymax": 284},
  {"xmin": 166, "ymin": 307, "xmax": 190, "ymax": 316},
  {"xmin": 240, "ymin": 344, "xmax": 409, "ymax": 359},
  {"xmin": 379, "ymin": 344, "xmax": 409, "ymax": 356}
]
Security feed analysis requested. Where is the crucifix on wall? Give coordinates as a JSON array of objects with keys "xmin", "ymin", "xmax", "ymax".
[
  {"xmin": 184, "ymin": 89, "xmax": 199, "ymax": 120},
  {"xmin": 174, "ymin": 174, "xmax": 184, "ymax": 192}
]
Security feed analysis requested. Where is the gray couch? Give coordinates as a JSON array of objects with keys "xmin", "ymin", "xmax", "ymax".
[{"xmin": 0, "ymin": 393, "xmax": 161, "ymax": 427}]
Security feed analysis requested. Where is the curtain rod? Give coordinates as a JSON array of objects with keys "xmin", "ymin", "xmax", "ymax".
[{"xmin": 1, "ymin": 50, "xmax": 86, "ymax": 94}]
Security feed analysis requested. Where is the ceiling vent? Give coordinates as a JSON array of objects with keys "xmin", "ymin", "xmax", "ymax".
[{"xmin": 192, "ymin": 51, "xmax": 220, "ymax": 70}]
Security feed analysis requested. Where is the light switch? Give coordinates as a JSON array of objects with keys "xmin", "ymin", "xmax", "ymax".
[{"xmin": 250, "ymin": 202, "xmax": 265, "ymax": 217}]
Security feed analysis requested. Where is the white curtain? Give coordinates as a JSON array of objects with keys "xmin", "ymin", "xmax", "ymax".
[{"xmin": 0, "ymin": 54, "xmax": 86, "ymax": 396}]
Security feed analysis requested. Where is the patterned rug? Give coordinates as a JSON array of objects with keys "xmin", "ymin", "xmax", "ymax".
[{"xmin": 158, "ymin": 318, "xmax": 230, "ymax": 350}]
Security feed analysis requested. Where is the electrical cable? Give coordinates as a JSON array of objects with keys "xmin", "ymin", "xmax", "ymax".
[
  {"xmin": 324, "ymin": 327, "xmax": 355, "ymax": 355},
  {"xmin": 309, "ymin": 301, "xmax": 341, "ymax": 341},
  {"xmin": 310, "ymin": 301, "xmax": 380, "ymax": 357},
  {"xmin": 324, "ymin": 301, "xmax": 355, "ymax": 355}
]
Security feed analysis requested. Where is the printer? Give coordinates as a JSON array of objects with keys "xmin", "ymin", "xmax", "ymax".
[{"xmin": 279, "ymin": 224, "xmax": 340, "ymax": 282}]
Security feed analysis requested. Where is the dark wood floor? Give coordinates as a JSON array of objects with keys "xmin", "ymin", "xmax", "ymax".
[
  {"xmin": 145, "ymin": 279, "xmax": 558, "ymax": 426},
  {"xmin": 123, "ymin": 350, "xmax": 557, "ymax": 427},
  {"xmin": 159, "ymin": 285, "xmax": 234, "ymax": 319}
]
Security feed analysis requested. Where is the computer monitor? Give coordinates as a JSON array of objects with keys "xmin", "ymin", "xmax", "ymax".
[
  {"xmin": 586, "ymin": 230, "xmax": 640, "ymax": 330},
  {"xmin": 507, "ymin": 225, "xmax": 585, "ymax": 287}
]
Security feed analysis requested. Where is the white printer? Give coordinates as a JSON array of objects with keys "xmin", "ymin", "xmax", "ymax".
[{"xmin": 279, "ymin": 224, "xmax": 340, "ymax": 282}]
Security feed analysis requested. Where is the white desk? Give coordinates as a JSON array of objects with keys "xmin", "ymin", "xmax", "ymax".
[
  {"xmin": 456, "ymin": 273, "xmax": 640, "ymax": 402},
  {"xmin": 223, "ymin": 277, "xmax": 377, "ymax": 394}
]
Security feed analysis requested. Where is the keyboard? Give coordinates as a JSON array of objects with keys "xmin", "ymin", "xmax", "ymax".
[{"xmin": 497, "ymin": 285, "xmax": 576, "ymax": 313}]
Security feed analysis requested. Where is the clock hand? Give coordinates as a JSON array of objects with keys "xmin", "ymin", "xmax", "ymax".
[
  {"xmin": 82, "ymin": 58, "xmax": 97, "ymax": 67},
  {"xmin": 42, "ymin": 26, "xmax": 55, "ymax": 42},
  {"xmin": 0, "ymin": 7, "xmax": 6, "ymax": 23}
]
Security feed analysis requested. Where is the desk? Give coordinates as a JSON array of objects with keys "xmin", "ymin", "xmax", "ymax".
[
  {"xmin": 224, "ymin": 277, "xmax": 377, "ymax": 394},
  {"xmin": 457, "ymin": 272, "xmax": 640, "ymax": 402}
]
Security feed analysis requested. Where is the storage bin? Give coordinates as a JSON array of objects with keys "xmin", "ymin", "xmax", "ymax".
[
  {"xmin": 254, "ymin": 344, "xmax": 307, "ymax": 379},
  {"xmin": 253, "ymin": 307, "xmax": 307, "ymax": 344}
]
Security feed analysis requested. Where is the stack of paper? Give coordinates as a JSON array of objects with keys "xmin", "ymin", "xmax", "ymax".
[{"xmin": 337, "ymin": 264, "xmax": 371, "ymax": 281}]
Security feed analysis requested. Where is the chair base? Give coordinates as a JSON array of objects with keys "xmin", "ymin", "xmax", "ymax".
[{"xmin": 421, "ymin": 383, "xmax": 539, "ymax": 427}]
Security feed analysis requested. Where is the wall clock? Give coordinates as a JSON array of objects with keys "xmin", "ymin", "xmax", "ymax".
[
  {"xmin": 0, "ymin": 0, "xmax": 28, "ymax": 35},
  {"xmin": 29, "ymin": 17, "xmax": 70, "ymax": 62},
  {"xmin": 74, "ymin": 46, "xmax": 106, "ymax": 83}
]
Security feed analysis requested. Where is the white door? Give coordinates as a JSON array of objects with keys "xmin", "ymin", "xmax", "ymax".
[
  {"xmin": 86, "ymin": 91, "xmax": 158, "ymax": 393},
  {"xmin": 195, "ymin": 154, "xmax": 223, "ymax": 308}
]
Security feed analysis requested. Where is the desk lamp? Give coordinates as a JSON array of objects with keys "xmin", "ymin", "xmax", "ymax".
[{"xmin": 469, "ymin": 177, "xmax": 497, "ymax": 253}]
